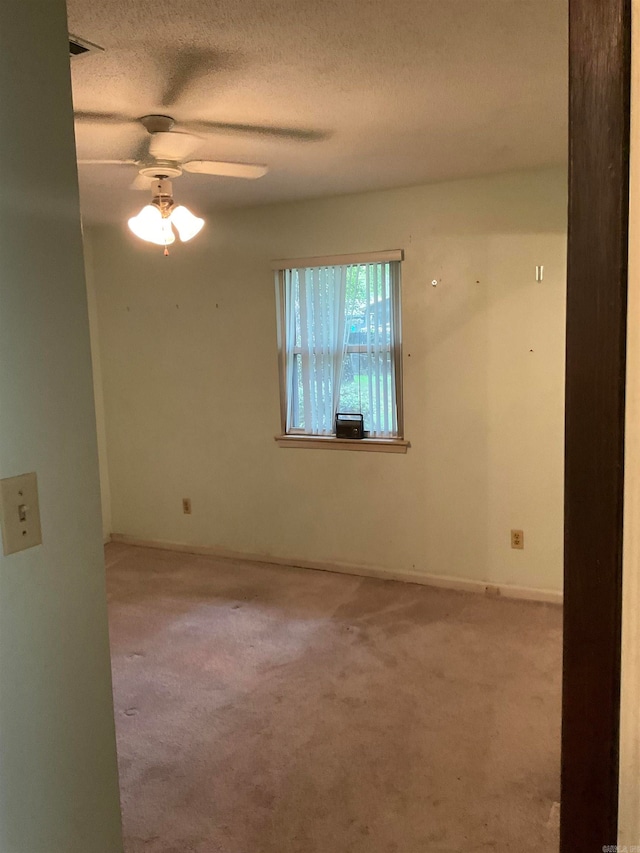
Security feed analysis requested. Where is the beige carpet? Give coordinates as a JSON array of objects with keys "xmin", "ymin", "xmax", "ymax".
[{"xmin": 105, "ymin": 542, "xmax": 562, "ymax": 853}]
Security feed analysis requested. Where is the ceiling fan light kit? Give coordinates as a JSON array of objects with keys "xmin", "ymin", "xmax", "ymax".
[
  {"xmin": 77, "ymin": 114, "xmax": 271, "ymax": 253},
  {"xmin": 128, "ymin": 178, "xmax": 204, "ymax": 253}
]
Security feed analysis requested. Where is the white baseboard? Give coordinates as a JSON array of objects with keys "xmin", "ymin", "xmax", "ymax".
[{"xmin": 109, "ymin": 533, "xmax": 563, "ymax": 605}]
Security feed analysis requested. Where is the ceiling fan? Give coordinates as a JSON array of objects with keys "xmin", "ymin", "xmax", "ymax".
[
  {"xmin": 72, "ymin": 45, "xmax": 328, "ymax": 251},
  {"xmin": 77, "ymin": 113, "xmax": 269, "ymax": 189}
]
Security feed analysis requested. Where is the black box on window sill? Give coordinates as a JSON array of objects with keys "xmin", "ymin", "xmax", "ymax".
[{"xmin": 335, "ymin": 413, "xmax": 365, "ymax": 439}]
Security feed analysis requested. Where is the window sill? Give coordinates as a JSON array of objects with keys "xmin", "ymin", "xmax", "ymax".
[{"xmin": 275, "ymin": 435, "xmax": 410, "ymax": 453}]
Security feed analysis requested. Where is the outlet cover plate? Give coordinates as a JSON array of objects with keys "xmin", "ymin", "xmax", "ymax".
[{"xmin": 0, "ymin": 473, "xmax": 42, "ymax": 555}]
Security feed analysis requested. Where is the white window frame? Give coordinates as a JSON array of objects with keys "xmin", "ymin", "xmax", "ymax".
[{"xmin": 273, "ymin": 250, "xmax": 407, "ymax": 452}]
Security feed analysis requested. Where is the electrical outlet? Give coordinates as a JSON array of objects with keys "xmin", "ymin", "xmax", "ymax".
[
  {"xmin": 182, "ymin": 498, "xmax": 192, "ymax": 515},
  {"xmin": 511, "ymin": 529, "xmax": 524, "ymax": 549}
]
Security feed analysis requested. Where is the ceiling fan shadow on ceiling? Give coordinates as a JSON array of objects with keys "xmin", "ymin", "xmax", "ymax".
[
  {"xmin": 77, "ymin": 114, "xmax": 274, "ymax": 252},
  {"xmin": 155, "ymin": 47, "xmax": 241, "ymax": 109}
]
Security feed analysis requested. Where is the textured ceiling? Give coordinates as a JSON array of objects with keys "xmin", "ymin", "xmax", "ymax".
[{"xmin": 67, "ymin": 0, "xmax": 568, "ymax": 223}]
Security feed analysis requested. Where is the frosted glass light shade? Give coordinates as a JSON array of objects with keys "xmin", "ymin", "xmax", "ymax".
[
  {"xmin": 170, "ymin": 205, "xmax": 204, "ymax": 242},
  {"xmin": 128, "ymin": 204, "xmax": 175, "ymax": 246}
]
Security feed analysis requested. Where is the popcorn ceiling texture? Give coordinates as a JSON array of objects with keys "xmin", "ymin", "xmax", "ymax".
[
  {"xmin": 107, "ymin": 542, "xmax": 562, "ymax": 853},
  {"xmin": 66, "ymin": 0, "xmax": 567, "ymax": 222}
]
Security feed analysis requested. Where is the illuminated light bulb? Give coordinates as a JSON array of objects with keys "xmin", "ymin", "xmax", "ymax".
[
  {"xmin": 128, "ymin": 204, "xmax": 175, "ymax": 246},
  {"xmin": 170, "ymin": 205, "xmax": 204, "ymax": 242}
]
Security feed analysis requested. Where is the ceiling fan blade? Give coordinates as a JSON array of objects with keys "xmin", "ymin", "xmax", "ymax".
[
  {"xmin": 149, "ymin": 131, "xmax": 202, "ymax": 161},
  {"xmin": 183, "ymin": 160, "xmax": 268, "ymax": 179},
  {"xmin": 179, "ymin": 120, "xmax": 328, "ymax": 143},
  {"xmin": 130, "ymin": 174, "xmax": 155, "ymax": 191},
  {"xmin": 74, "ymin": 111, "xmax": 138, "ymax": 127},
  {"xmin": 77, "ymin": 159, "xmax": 138, "ymax": 166}
]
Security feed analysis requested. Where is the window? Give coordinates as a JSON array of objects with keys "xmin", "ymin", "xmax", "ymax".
[{"xmin": 274, "ymin": 250, "xmax": 403, "ymax": 441}]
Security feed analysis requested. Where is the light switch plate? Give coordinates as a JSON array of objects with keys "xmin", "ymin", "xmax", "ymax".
[{"xmin": 0, "ymin": 472, "xmax": 42, "ymax": 555}]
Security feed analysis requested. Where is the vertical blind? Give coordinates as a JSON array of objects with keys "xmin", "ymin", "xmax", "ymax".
[{"xmin": 281, "ymin": 260, "xmax": 401, "ymax": 437}]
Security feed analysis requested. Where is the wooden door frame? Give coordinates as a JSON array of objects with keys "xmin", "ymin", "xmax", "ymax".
[{"xmin": 562, "ymin": 0, "xmax": 631, "ymax": 848}]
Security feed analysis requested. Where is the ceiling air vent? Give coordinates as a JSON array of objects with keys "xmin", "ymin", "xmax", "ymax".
[{"xmin": 69, "ymin": 34, "xmax": 104, "ymax": 58}]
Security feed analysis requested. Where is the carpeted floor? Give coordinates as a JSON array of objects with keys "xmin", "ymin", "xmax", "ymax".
[{"xmin": 105, "ymin": 542, "xmax": 562, "ymax": 853}]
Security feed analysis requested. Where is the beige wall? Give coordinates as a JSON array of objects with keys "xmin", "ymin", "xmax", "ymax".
[
  {"xmin": 619, "ymin": 1, "xmax": 640, "ymax": 843},
  {"xmin": 0, "ymin": 1, "xmax": 122, "ymax": 850},
  {"xmin": 89, "ymin": 166, "xmax": 566, "ymax": 595}
]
